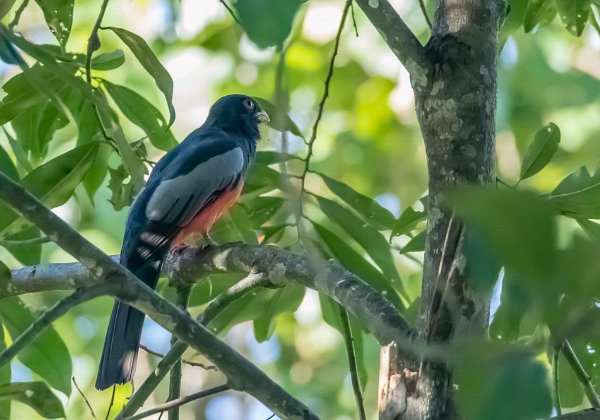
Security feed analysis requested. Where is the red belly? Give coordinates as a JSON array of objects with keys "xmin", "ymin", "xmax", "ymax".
[{"xmin": 172, "ymin": 182, "xmax": 244, "ymax": 246}]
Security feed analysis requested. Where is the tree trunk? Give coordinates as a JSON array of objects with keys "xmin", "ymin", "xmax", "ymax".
[{"xmin": 378, "ymin": 1, "xmax": 505, "ymax": 418}]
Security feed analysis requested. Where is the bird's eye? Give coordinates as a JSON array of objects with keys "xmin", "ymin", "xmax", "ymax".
[{"xmin": 243, "ymin": 98, "xmax": 255, "ymax": 110}]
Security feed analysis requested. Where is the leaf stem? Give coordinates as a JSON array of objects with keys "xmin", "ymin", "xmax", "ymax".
[
  {"xmin": 553, "ymin": 344, "xmax": 562, "ymax": 416},
  {"xmin": 338, "ymin": 306, "xmax": 366, "ymax": 420},
  {"xmin": 167, "ymin": 285, "xmax": 191, "ymax": 420}
]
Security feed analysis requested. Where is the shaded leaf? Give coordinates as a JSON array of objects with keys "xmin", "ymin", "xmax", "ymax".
[
  {"xmin": 33, "ymin": 0, "xmax": 74, "ymax": 47},
  {"xmin": 91, "ymin": 49, "xmax": 125, "ymax": 70},
  {"xmin": 2, "ymin": 227, "xmax": 43, "ymax": 265},
  {"xmin": 0, "ymin": 320, "xmax": 10, "ymax": 419},
  {"xmin": 103, "ymin": 80, "xmax": 177, "ymax": 151},
  {"xmin": 524, "ymin": 0, "xmax": 557, "ymax": 32},
  {"xmin": 557, "ymin": 351, "xmax": 585, "ymax": 408},
  {"xmin": 455, "ymin": 343, "xmax": 552, "ymax": 420},
  {"xmin": 400, "ymin": 230, "xmax": 425, "ymax": 253},
  {"xmin": 313, "ymin": 221, "xmax": 404, "ymax": 310},
  {"xmin": 233, "ymin": 0, "xmax": 302, "ymax": 48},
  {"xmin": 107, "ymin": 164, "xmax": 137, "ymax": 210},
  {"xmin": 254, "ymin": 151, "xmax": 300, "ymax": 165},
  {"xmin": 519, "ymin": 122, "xmax": 560, "ymax": 180},
  {"xmin": 318, "ymin": 172, "xmax": 396, "ymax": 230},
  {"xmin": 548, "ymin": 164, "xmax": 600, "ymax": 218},
  {"xmin": 0, "ymin": 297, "xmax": 72, "ymax": 394},
  {"xmin": 253, "ymin": 285, "xmax": 305, "ymax": 341},
  {"xmin": 391, "ymin": 206, "xmax": 425, "ymax": 240},
  {"xmin": 0, "ymin": 382, "xmax": 65, "ymax": 418},
  {"xmin": 0, "ymin": 145, "xmax": 18, "ymax": 182},
  {"xmin": 243, "ymin": 196, "xmax": 284, "ymax": 227},
  {"xmin": 106, "ymin": 27, "xmax": 175, "ymax": 125},
  {"xmin": 555, "ymin": 0, "xmax": 591, "ymax": 36},
  {"xmin": 0, "ymin": 33, "xmax": 23, "ymax": 65},
  {"xmin": 254, "ymin": 97, "xmax": 304, "ymax": 138}
]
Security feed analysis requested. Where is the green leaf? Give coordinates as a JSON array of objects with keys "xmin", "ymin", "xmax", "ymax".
[
  {"xmin": 233, "ymin": 0, "xmax": 302, "ymax": 48},
  {"xmin": 0, "ymin": 320, "xmax": 10, "ymax": 419},
  {"xmin": 400, "ymin": 230, "xmax": 425, "ymax": 253},
  {"xmin": 449, "ymin": 188, "xmax": 556, "ymax": 289},
  {"xmin": 2, "ymin": 227, "xmax": 43, "ymax": 265},
  {"xmin": 315, "ymin": 196, "xmax": 404, "ymax": 293},
  {"xmin": 548, "ymin": 164, "xmax": 600, "ymax": 218},
  {"xmin": 243, "ymin": 196, "xmax": 284, "ymax": 227},
  {"xmin": 102, "ymin": 80, "xmax": 177, "ymax": 151},
  {"xmin": 0, "ymin": 382, "xmax": 65, "ymax": 418},
  {"xmin": 33, "ymin": 0, "xmax": 74, "ymax": 47},
  {"xmin": 107, "ymin": 164, "xmax": 137, "ymax": 210},
  {"xmin": 391, "ymin": 206, "xmax": 426, "ymax": 240},
  {"xmin": 0, "ymin": 0, "xmax": 16, "ymax": 20},
  {"xmin": 557, "ymin": 351, "xmax": 585, "ymax": 408},
  {"xmin": 313, "ymin": 221, "xmax": 404, "ymax": 310},
  {"xmin": 0, "ymin": 33, "xmax": 23, "ymax": 65},
  {"xmin": 227, "ymin": 206, "xmax": 258, "ymax": 243},
  {"xmin": 0, "ymin": 297, "xmax": 72, "ymax": 394},
  {"xmin": 253, "ymin": 285, "xmax": 305, "ymax": 341},
  {"xmin": 318, "ymin": 172, "xmax": 396, "ymax": 230},
  {"xmin": 577, "ymin": 218, "xmax": 600, "ymax": 240},
  {"xmin": 455, "ymin": 343, "xmax": 552, "ymax": 420},
  {"xmin": 254, "ymin": 97, "xmax": 304, "ymax": 138},
  {"xmin": 254, "ymin": 150, "xmax": 300, "ymax": 165},
  {"xmin": 554, "ymin": 0, "xmax": 591, "ymax": 36},
  {"xmin": 106, "ymin": 27, "xmax": 175, "ymax": 125},
  {"xmin": 91, "ymin": 49, "xmax": 125, "ymax": 70},
  {"xmin": 519, "ymin": 122, "xmax": 560, "ymax": 180},
  {"xmin": 0, "ymin": 260, "xmax": 10, "ymax": 302},
  {"xmin": 524, "ymin": 0, "xmax": 557, "ymax": 32},
  {"xmin": 0, "ymin": 146, "xmax": 18, "ymax": 182}
]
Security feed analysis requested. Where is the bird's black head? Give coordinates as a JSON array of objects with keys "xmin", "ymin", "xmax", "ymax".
[{"xmin": 204, "ymin": 94, "xmax": 269, "ymax": 141}]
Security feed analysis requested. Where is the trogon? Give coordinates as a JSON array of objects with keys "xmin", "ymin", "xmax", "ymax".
[{"xmin": 95, "ymin": 94, "xmax": 269, "ymax": 390}]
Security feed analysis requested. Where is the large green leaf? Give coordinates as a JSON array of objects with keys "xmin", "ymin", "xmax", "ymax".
[
  {"xmin": 318, "ymin": 172, "xmax": 396, "ymax": 230},
  {"xmin": 554, "ymin": 0, "xmax": 591, "ymax": 36},
  {"xmin": 254, "ymin": 97, "xmax": 304, "ymax": 138},
  {"xmin": 0, "ymin": 297, "xmax": 72, "ymax": 395},
  {"xmin": 0, "ymin": 320, "xmax": 9, "ymax": 420},
  {"xmin": 0, "ymin": 142, "xmax": 99, "ymax": 233},
  {"xmin": 253, "ymin": 284, "xmax": 305, "ymax": 342},
  {"xmin": 455, "ymin": 343, "xmax": 552, "ymax": 420},
  {"xmin": 106, "ymin": 27, "xmax": 175, "ymax": 125},
  {"xmin": 233, "ymin": 0, "xmax": 302, "ymax": 48},
  {"xmin": 524, "ymin": 0, "xmax": 557, "ymax": 32},
  {"xmin": 33, "ymin": 0, "xmax": 74, "ymax": 47},
  {"xmin": 548, "ymin": 164, "xmax": 600, "ymax": 218},
  {"xmin": 103, "ymin": 80, "xmax": 177, "ymax": 151},
  {"xmin": 0, "ymin": 382, "xmax": 65, "ymax": 418},
  {"xmin": 519, "ymin": 122, "xmax": 560, "ymax": 181},
  {"xmin": 315, "ymin": 196, "xmax": 403, "ymax": 291},
  {"xmin": 91, "ymin": 49, "xmax": 125, "ymax": 70},
  {"xmin": 0, "ymin": 146, "xmax": 18, "ymax": 182},
  {"xmin": 312, "ymin": 221, "xmax": 404, "ymax": 310}
]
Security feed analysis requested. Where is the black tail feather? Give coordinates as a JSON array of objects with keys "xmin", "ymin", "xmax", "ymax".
[{"xmin": 95, "ymin": 262, "xmax": 162, "ymax": 390}]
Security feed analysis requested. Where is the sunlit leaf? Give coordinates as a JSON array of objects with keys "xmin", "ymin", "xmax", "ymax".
[
  {"xmin": 243, "ymin": 196, "xmax": 285, "ymax": 227},
  {"xmin": 253, "ymin": 285, "xmax": 305, "ymax": 341},
  {"xmin": 548, "ymin": 164, "xmax": 600, "ymax": 218},
  {"xmin": 254, "ymin": 97, "xmax": 304, "ymax": 138},
  {"xmin": 33, "ymin": 0, "xmax": 74, "ymax": 47},
  {"xmin": 519, "ymin": 122, "xmax": 560, "ymax": 180},
  {"xmin": 91, "ymin": 49, "xmax": 125, "ymax": 70},
  {"xmin": 106, "ymin": 27, "xmax": 176, "ymax": 125},
  {"xmin": 0, "ymin": 1, "xmax": 16, "ymax": 20},
  {"xmin": 524, "ymin": 0, "xmax": 557, "ymax": 32},
  {"xmin": 233, "ymin": 0, "xmax": 302, "ymax": 48},
  {"xmin": 555, "ymin": 0, "xmax": 591, "ymax": 36},
  {"xmin": 318, "ymin": 172, "xmax": 396, "ymax": 230},
  {"xmin": 103, "ymin": 80, "xmax": 177, "ymax": 151},
  {"xmin": 0, "ymin": 297, "xmax": 72, "ymax": 394},
  {"xmin": 0, "ymin": 382, "xmax": 65, "ymax": 418},
  {"xmin": 313, "ymin": 221, "xmax": 404, "ymax": 310},
  {"xmin": 455, "ymin": 343, "xmax": 552, "ymax": 420}
]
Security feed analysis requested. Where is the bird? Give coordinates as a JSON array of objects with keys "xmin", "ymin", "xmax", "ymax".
[{"xmin": 95, "ymin": 94, "xmax": 269, "ymax": 390}]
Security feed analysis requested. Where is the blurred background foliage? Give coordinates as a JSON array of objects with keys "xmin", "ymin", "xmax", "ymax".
[{"xmin": 0, "ymin": 0, "xmax": 599, "ymax": 418}]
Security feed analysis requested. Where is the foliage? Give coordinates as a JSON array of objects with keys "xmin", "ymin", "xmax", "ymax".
[{"xmin": 0, "ymin": 0, "xmax": 598, "ymax": 418}]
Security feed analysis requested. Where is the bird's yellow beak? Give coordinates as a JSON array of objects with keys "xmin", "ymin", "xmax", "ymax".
[{"xmin": 256, "ymin": 110, "xmax": 270, "ymax": 124}]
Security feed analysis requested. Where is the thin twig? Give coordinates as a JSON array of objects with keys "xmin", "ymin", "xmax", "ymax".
[
  {"xmin": 118, "ymin": 272, "xmax": 271, "ymax": 418},
  {"xmin": 105, "ymin": 386, "xmax": 116, "ymax": 420},
  {"xmin": 418, "ymin": 0, "xmax": 433, "ymax": 29},
  {"xmin": 0, "ymin": 236, "xmax": 50, "ymax": 247},
  {"xmin": 553, "ymin": 344, "xmax": 562, "ymax": 416},
  {"xmin": 167, "ymin": 286, "xmax": 191, "ymax": 420},
  {"xmin": 219, "ymin": 0, "xmax": 241, "ymax": 25},
  {"xmin": 0, "ymin": 285, "xmax": 104, "ymax": 369},
  {"xmin": 8, "ymin": 0, "xmax": 30, "ymax": 29},
  {"xmin": 562, "ymin": 339, "xmax": 600, "ymax": 408},
  {"xmin": 123, "ymin": 384, "xmax": 229, "ymax": 420},
  {"xmin": 139, "ymin": 344, "xmax": 217, "ymax": 370},
  {"xmin": 73, "ymin": 376, "xmax": 98, "ymax": 420},
  {"xmin": 338, "ymin": 306, "xmax": 366, "ymax": 420},
  {"xmin": 350, "ymin": 1, "xmax": 359, "ymax": 36}
]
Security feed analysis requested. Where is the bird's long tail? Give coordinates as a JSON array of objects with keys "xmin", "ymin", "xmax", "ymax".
[{"xmin": 95, "ymin": 262, "xmax": 161, "ymax": 390}]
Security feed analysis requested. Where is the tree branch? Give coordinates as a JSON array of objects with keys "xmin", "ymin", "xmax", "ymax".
[
  {"xmin": 353, "ymin": 0, "xmax": 428, "ymax": 86},
  {"xmin": 0, "ymin": 171, "xmax": 317, "ymax": 420}
]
